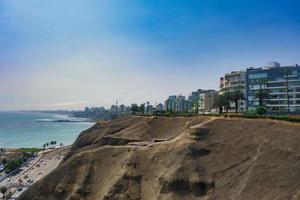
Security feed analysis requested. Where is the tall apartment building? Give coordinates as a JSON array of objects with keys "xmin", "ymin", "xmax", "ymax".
[
  {"xmin": 198, "ymin": 90, "xmax": 219, "ymax": 113},
  {"xmin": 247, "ymin": 63, "xmax": 300, "ymax": 113},
  {"xmin": 156, "ymin": 103, "xmax": 164, "ymax": 111},
  {"xmin": 164, "ymin": 95, "xmax": 176, "ymax": 111},
  {"xmin": 219, "ymin": 70, "xmax": 247, "ymax": 112},
  {"xmin": 164, "ymin": 95, "xmax": 193, "ymax": 112}
]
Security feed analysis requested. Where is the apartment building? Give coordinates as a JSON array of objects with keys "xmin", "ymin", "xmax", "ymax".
[
  {"xmin": 247, "ymin": 63, "xmax": 300, "ymax": 113},
  {"xmin": 198, "ymin": 90, "xmax": 219, "ymax": 113},
  {"xmin": 219, "ymin": 70, "xmax": 247, "ymax": 112},
  {"xmin": 164, "ymin": 95, "xmax": 193, "ymax": 112}
]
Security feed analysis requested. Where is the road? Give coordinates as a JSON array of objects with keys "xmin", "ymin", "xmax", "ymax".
[{"xmin": 0, "ymin": 146, "xmax": 70, "ymax": 200}]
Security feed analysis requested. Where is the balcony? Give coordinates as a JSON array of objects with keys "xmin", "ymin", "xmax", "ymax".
[
  {"xmin": 267, "ymin": 79, "xmax": 300, "ymax": 83},
  {"xmin": 266, "ymin": 104, "xmax": 300, "ymax": 107}
]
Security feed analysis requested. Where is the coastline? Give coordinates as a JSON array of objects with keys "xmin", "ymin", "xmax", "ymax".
[{"xmin": 0, "ymin": 111, "xmax": 93, "ymax": 149}]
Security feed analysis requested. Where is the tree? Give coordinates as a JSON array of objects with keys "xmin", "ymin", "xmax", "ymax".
[
  {"xmin": 229, "ymin": 88, "xmax": 245, "ymax": 114},
  {"xmin": 283, "ymin": 68, "xmax": 291, "ymax": 112},
  {"xmin": 0, "ymin": 149, "xmax": 4, "ymax": 156},
  {"xmin": 5, "ymin": 160, "xmax": 21, "ymax": 172},
  {"xmin": 146, "ymin": 102, "xmax": 150, "ymax": 115},
  {"xmin": 0, "ymin": 186, "xmax": 7, "ymax": 198},
  {"xmin": 193, "ymin": 102, "xmax": 199, "ymax": 115},
  {"xmin": 213, "ymin": 94, "xmax": 231, "ymax": 114},
  {"xmin": 199, "ymin": 98, "xmax": 205, "ymax": 114},
  {"xmin": 131, "ymin": 105, "xmax": 139, "ymax": 114},
  {"xmin": 140, "ymin": 103, "xmax": 145, "ymax": 115},
  {"xmin": 255, "ymin": 89, "xmax": 270, "ymax": 107},
  {"xmin": 43, "ymin": 144, "xmax": 46, "ymax": 149}
]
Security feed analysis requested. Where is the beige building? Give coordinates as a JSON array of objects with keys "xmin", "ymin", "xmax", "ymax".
[
  {"xmin": 198, "ymin": 90, "xmax": 218, "ymax": 113},
  {"xmin": 220, "ymin": 70, "xmax": 246, "ymax": 112}
]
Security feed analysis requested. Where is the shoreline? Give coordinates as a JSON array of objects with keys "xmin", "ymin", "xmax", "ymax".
[{"xmin": 0, "ymin": 111, "xmax": 94, "ymax": 149}]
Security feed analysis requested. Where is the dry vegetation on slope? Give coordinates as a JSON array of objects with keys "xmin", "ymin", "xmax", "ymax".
[{"xmin": 20, "ymin": 116, "xmax": 300, "ymax": 200}]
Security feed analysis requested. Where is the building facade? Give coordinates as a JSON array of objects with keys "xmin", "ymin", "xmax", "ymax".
[
  {"xmin": 164, "ymin": 95, "xmax": 193, "ymax": 112},
  {"xmin": 247, "ymin": 63, "xmax": 300, "ymax": 113},
  {"xmin": 156, "ymin": 103, "xmax": 164, "ymax": 111},
  {"xmin": 198, "ymin": 90, "xmax": 218, "ymax": 113},
  {"xmin": 220, "ymin": 70, "xmax": 247, "ymax": 112}
]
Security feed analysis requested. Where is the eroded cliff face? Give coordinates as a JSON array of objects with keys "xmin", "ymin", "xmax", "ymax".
[{"xmin": 20, "ymin": 116, "xmax": 300, "ymax": 200}]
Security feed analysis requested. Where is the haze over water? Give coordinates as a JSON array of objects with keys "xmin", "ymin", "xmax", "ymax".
[{"xmin": 0, "ymin": 111, "xmax": 92, "ymax": 148}]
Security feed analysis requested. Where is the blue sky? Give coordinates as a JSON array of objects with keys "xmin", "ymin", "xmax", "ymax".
[{"xmin": 0, "ymin": 0, "xmax": 300, "ymax": 110}]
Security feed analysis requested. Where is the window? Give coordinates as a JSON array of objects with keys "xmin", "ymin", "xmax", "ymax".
[{"xmin": 248, "ymin": 73, "xmax": 268, "ymax": 79}]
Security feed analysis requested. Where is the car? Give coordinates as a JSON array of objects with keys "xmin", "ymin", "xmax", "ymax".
[
  {"xmin": 38, "ymin": 172, "xmax": 43, "ymax": 175},
  {"xmin": 7, "ymin": 178, "xmax": 11, "ymax": 182},
  {"xmin": 18, "ymin": 187, "xmax": 23, "ymax": 191}
]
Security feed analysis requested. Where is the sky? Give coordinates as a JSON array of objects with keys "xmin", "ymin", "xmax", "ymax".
[{"xmin": 0, "ymin": 0, "xmax": 300, "ymax": 110}]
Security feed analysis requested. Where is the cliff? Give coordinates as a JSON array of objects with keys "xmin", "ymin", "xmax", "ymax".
[{"xmin": 20, "ymin": 115, "xmax": 300, "ymax": 200}]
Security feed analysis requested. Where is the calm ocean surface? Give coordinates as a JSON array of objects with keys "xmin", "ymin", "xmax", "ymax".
[{"xmin": 0, "ymin": 111, "xmax": 93, "ymax": 148}]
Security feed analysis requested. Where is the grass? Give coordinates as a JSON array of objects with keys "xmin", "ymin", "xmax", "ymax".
[{"xmin": 16, "ymin": 148, "xmax": 43, "ymax": 153}]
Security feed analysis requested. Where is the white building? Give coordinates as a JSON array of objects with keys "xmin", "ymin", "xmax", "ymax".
[{"xmin": 220, "ymin": 70, "xmax": 247, "ymax": 112}]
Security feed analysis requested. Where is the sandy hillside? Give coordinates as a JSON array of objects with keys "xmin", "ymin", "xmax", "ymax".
[{"xmin": 19, "ymin": 115, "xmax": 300, "ymax": 200}]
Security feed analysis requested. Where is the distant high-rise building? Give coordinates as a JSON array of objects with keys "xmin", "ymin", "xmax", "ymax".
[
  {"xmin": 118, "ymin": 104, "xmax": 126, "ymax": 113},
  {"xmin": 164, "ymin": 95, "xmax": 192, "ymax": 112},
  {"xmin": 110, "ymin": 105, "xmax": 118, "ymax": 112},
  {"xmin": 144, "ymin": 103, "xmax": 154, "ymax": 115},
  {"xmin": 156, "ymin": 103, "xmax": 164, "ymax": 111},
  {"xmin": 164, "ymin": 96, "xmax": 176, "ymax": 111}
]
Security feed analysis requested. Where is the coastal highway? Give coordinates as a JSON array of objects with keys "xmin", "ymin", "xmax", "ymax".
[{"xmin": 0, "ymin": 146, "xmax": 70, "ymax": 200}]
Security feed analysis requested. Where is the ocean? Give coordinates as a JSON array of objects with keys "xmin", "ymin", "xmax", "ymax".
[{"xmin": 0, "ymin": 111, "xmax": 93, "ymax": 148}]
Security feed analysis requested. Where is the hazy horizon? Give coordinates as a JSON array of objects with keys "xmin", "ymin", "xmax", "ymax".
[{"xmin": 1, "ymin": 0, "xmax": 300, "ymax": 110}]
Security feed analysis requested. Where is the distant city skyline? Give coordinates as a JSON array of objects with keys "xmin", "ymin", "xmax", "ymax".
[{"xmin": 1, "ymin": 0, "xmax": 300, "ymax": 110}]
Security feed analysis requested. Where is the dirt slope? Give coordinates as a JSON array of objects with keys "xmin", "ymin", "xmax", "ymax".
[{"xmin": 20, "ymin": 116, "xmax": 300, "ymax": 200}]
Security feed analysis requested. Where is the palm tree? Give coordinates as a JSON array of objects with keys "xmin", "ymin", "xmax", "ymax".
[
  {"xmin": 213, "ymin": 94, "xmax": 231, "ymax": 114},
  {"xmin": 223, "ymin": 91, "xmax": 232, "ymax": 113},
  {"xmin": 146, "ymin": 102, "xmax": 150, "ymax": 115},
  {"xmin": 193, "ymin": 102, "xmax": 199, "ymax": 116},
  {"xmin": 255, "ymin": 89, "xmax": 270, "ymax": 107},
  {"xmin": 229, "ymin": 88, "xmax": 245, "ymax": 114},
  {"xmin": 199, "ymin": 98, "xmax": 205, "ymax": 114},
  {"xmin": 283, "ymin": 68, "xmax": 291, "ymax": 112},
  {"xmin": 140, "ymin": 103, "xmax": 145, "ymax": 115}
]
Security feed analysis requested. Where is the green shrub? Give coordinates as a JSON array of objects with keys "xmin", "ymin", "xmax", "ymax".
[{"xmin": 256, "ymin": 107, "xmax": 267, "ymax": 116}]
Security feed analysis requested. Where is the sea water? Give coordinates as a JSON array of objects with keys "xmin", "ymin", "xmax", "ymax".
[{"xmin": 0, "ymin": 111, "xmax": 93, "ymax": 148}]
